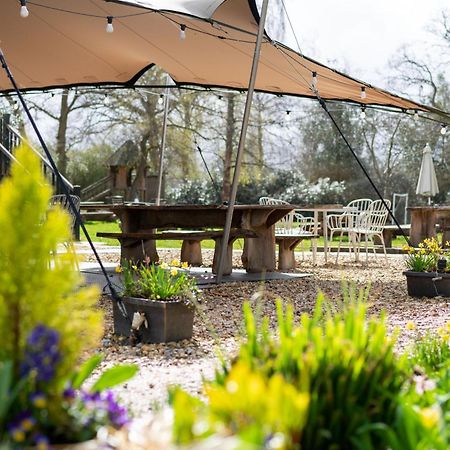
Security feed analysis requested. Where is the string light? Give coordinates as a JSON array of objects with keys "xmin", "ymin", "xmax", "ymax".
[
  {"xmin": 158, "ymin": 94, "xmax": 164, "ymax": 105},
  {"xmin": 180, "ymin": 24, "xmax": 186, "ymax": 40},
  {"xmin": 106, "ymin": 16, "xmax": 114, "ymax": 33},
  {"xmin": 286, "ymin": 110, "xmax": 291, "ymax": 115},
  {"xmin": 414, "ymin": 110, "xmax": 419, "ymax": 121},
  {"xmin": 441, "ymin": 124, "xmax": 448, "ymax": 135},
  {"xmin": 20, "ymin": 0, "xmax": 29, "ymax": 18},
  {"xmin": 360, "ymin": 87, "xmax": 366, "ymax": 99},
  {"xmin": 360, "ymin": 106, "xmax": 366, "ymax": 120},
  {"xmin": 311, "ymin": 72, "xmax": 318, "ymax": 89}
]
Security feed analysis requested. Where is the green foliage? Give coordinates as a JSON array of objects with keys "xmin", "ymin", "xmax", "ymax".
[
  {"xmin": 121, "ymin": 259, "xmax": 198, "ymax": 300},
  {"xmin": 172, "ymin": 287, "xmax": 407, "ymax": 449},
  {"xmin": 167, "ymin": 170, "xmax": 346, "ymax": 205},
  {"xmin": 0, "ymin": 144, "xmax": 102, "ymax": 379},
  {"xmin": 0, "ymin": 145, "xmax": 137, "ymax": 446},
  {"xmin": 66, "ymin": 144, "xmax": 114, "ymax": 188},
  {"xmin": 408, "ymin": 325, "xmax": 450, "ymax": 373},
  {"xmin": 404, "ymin": 237, "xmax": 448, "ymax": 272}
]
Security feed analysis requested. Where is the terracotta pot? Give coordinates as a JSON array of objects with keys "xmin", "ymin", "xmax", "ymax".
[
  {"xmin": 112, "ymin": 296, "xmax": 194, "ymax": 343},
  {"xmin": 403, "ymin": 271, "xmax": 450, "ymax": 297}
]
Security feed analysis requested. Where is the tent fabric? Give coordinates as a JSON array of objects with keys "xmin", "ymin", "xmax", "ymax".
[{"xmin": 0, "ymin": 0, "xmax": 447, "ymax": 116}]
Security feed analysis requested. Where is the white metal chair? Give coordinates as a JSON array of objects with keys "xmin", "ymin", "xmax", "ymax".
[
  {"xmin": 258, "ymin": 197, "xmax": 317, "ymax": 265},
  {"xmin": 327, "ymin": 198, "xmax": 373, "ymax": 262},
  {"xmin": 49, "ymin": 194, "xmax": 80, "ymax": 268},
  {"xmin": 351, "ymin": 199, "xmax": 391, "ymax": 262}
]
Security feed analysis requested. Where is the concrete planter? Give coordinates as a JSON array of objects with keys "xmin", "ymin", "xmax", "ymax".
[
  {"xmin": 403, "ymin": 271, "xmax": 450, "ymax": 297},
  {"xmin": 112, "ymin": 296, "xmax": 194, "ymax": 343}
]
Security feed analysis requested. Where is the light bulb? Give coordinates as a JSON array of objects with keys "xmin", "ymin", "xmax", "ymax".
[
  {"xmin": 441, "ymin": 125, "xmax": 447, "ymax": 136},
  {"xmin": 360, "ymin": 107, "xmax": 366, "ymax": 120},
  {"xmin": 180, "ymin": 24, "xmax": 186, "ymax": 40},
  {"xmin": 106, "ymin": 16, "xmax": 114, "ymax": 33},
  {"xmin": 20, "ymin": 0, "xmax": 29, "ymax": 18},
  {"xmin": 311, "ymin": 71, "xmax": 318, "ymax": 89},
  {"xmin": 158, "ymin": 95, "xmax": 164, "ymax": 105},
  {"xmin": 414, "ymin": 110, "xmax": 419, "ymax": 121},
  {"xmin": 360, "ymin": 87, "xmax": 366, "ymax": 99}
]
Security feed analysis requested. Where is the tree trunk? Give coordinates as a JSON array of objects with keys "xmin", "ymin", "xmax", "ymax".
[
  {"xmin": 222, "ymin": 93, "xmax": 235, "ymax": 201},
  {"xmin": 56, "ymin": 89, "xmax": 69, "ymax": 174}
]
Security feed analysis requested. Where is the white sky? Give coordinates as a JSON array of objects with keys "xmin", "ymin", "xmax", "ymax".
[{"xmin": 281, "ymin": 0, "xmax": 449, "ymax": 88}]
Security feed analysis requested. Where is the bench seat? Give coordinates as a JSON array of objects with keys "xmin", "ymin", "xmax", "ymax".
[
  {"xmin": 275, "ymin": 231, "xmax": 318, "ymax": 270},
  {"xmin": 97, "ymin": 228, "xmax": 258, "ymax": 275}
]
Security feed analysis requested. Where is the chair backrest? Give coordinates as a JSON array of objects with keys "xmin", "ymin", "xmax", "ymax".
[
  {"xmin": 346, "ymin": 198, "xmax": 373, "ymax": 212},
  {"xmin": 362, "ymin": 199, "xmax": 391, "ymax": 232},
  {"xmin": 258, "ymin": 197, "xmax": 289, "ymax": 205},
  {"xmin": 49, "ymin": 194, "xmax": 80, "ymax": 230}
]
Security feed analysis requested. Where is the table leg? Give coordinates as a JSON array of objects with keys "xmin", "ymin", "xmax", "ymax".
[
  {"xmin": 323, "ymin": 211, "xmax": 329, "ymax": 263},
  {"xmin": 410, "ymin": 210, "xmax": 436, "ymax": 246},
  {"xmin": 180, "ymin": 240, "xmax": 203, "ymax": 266},
  {"xmin": 312, "ymin": 211, "xmax": 318, "ymax": 265},
  {"xmin": 242, "ymin": 227, "xmax": 276, "ymax": 273},
  {"xmin": 120, "ymin": 239, "xmax": 158, "ymax": 264}
]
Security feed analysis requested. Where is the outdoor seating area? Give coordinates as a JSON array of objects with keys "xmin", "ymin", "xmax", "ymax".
[{"xmin": 0, "ymin": 0, "xmax": 449, "ymax": 448}]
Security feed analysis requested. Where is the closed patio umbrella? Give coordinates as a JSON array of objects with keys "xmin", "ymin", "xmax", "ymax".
[{"xmin": 416, "ymin": 143, "xmax": 439, "ymax": 205}]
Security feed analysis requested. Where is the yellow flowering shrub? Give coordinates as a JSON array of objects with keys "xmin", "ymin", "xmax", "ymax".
[
  {"xmin": 404, "ymin": 237, "xmax": 448, "ymax": 272},
  {"xmin": 0, "ymin": 144, "xmax": 102, "ymax": 380},
  {"xmin": 120, "ymin": 259, "xmax": 197, "ymax": 301}
]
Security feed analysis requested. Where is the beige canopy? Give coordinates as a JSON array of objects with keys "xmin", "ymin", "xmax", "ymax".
[{"xmin": 0, "ymin": 0, "xmax": 446, "ymax": 116}]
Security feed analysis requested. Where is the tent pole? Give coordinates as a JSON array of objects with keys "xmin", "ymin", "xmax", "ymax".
[
  {"xmin": 156, "ymin": 76, "xmax": 170, "ymax": 205},
  {"xmin": 0, "ymin": 48, "xmax": 129, "ymax": 320},
  {"xmin": 216, "ymin": 0, "xmax": 270, "ymax": 283}
]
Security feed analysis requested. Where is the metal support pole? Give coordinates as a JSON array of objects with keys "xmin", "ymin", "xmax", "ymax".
[
  {"xmin": 216, "ymin": 0, "xmax": 270, "ymax": 283},
  {"xmin": 156, "ymin": 77, "xmax": 170, "ymax": 205}
]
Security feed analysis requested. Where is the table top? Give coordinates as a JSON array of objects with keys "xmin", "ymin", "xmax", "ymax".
[
  {"xmin": 111, "ymin": 204, "xmax": 295, "ymax": 230},
  {"xmin": 408, "ymin": 206, "xmax": 450, "ymax": 211}
]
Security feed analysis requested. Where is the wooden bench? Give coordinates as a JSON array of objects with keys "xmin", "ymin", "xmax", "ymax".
[
  {"xmin": 381, "ymin": 224, "xmax": 410, "ymax": 248},
  {"xmin": 275, "ymin": 231, "xmax": 319, "ymax": 270},
  {"xmin": 97, "ymin": 228, "xmax": 258, "ymax": 275}
]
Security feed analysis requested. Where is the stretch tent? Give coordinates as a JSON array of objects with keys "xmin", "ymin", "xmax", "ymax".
[{"xmin": 0, "ymin": 0, "xmax": 448, "ymax": 119}]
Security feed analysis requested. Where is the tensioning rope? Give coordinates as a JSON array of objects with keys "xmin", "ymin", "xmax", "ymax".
[{"xmin": 0, "ymin": 48, "xmax": 130, "ymax": 321}]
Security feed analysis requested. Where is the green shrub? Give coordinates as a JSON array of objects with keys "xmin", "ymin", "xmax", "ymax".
[
  {"xmin": 172, "ymin": 287, "xmax": 407, "ymax": 449},
  {"xmin": 0, "ymin": 145, "xmax": 136, "ymax": 446}
]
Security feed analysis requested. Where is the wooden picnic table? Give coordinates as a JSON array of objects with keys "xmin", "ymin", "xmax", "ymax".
[
  {"xmin": 408, "ymin": 206, "xmax": 450, "ymax": 247},
  {"xmin": 107, "ymin": 203, "xmax": 294, "ymax": 274}
]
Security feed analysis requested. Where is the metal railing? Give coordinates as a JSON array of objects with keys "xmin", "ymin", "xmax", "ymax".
[{"xmin": 81, "ymin": 175, "xmax": 112, "ymax": 201}]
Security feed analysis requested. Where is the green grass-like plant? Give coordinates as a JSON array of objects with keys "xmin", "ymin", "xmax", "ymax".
[{"xmin": 172, "ymin": 287, "xmax": 408, "ymax": 449}]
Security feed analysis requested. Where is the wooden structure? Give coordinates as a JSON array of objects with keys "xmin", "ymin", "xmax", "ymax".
[
  {"xmin": 107, "ymin": 140, "xmax": 161, "ymax": 203},
  {"xmin": 99, "ymin": 204, "xmax": 294, "ymax": 274},
  {"xmin": 409, "ymin": 206, "xmax": 450, "ymax": 246}
]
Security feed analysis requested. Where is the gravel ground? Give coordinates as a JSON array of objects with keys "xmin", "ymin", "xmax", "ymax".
[{"xmin": 83, "ymin": 246, "xmax": 450, "ymax": 419}]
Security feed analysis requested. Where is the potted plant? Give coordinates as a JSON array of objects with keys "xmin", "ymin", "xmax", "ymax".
[
  {"xmin": 403, "ymin": 237, "xmax": 450, "ymax": 297},
  {"xmin": 114, "ymin": 259, "xmax": 198, "ymax": 343}
]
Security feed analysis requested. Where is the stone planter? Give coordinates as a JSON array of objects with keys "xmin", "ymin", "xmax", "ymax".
[
  {"xmin": 112, "ymin": 296, "xmax": 194, "ymax": 343},
  {"xmin": 403, "ymin": 270, "xmax": 450, "ymax": 297}
]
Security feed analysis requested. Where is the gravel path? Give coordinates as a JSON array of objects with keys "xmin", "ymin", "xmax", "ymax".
[{"xmin": 84, "ymin": 246, "xmax": 450, "ymax": 419}]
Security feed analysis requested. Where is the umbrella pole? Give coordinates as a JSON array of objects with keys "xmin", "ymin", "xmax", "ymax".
[{"xmin": 216, "ymin": 0, "xmax": 270, "ymax": 283}]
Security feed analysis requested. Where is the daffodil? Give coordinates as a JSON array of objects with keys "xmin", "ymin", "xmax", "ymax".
[
  {"xmin": 115, "ymin": 265, "xmax": 123, "ymax": 273},
  {"xmin": 406, "ymin": 321, "xmax": 416, "ymax": 331},
  {"xmin": 160, "ymin": 262, "xmax": 169, "ymax": 269},
  {"xmin": 419, "ymin": 407, "xmax": 440, "ymax": 428},
  {"xmin": 171, "ymin": 268, "xmax": 178, "ymax": 277},
  {"xmin": 171, "ymin": 259, "xmax": 180, "ymax": 267},
  {"xmin": 181, "ymin": 261, "xmax": 189, "ymax": 269}
]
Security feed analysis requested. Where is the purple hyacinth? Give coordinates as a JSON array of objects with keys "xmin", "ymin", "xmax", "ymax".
[
  {"xmin": 104, "ymin": 391, "xmax": 129, "ymax": 428},
  {"xmin": 20, "ymin": 325, "xmax": 61, "ymax": 382}
]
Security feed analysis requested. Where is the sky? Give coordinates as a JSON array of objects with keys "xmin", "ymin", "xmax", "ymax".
[{"xmin": 279, "ymin": 0, "xmax": 449, "ymax": 88}]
